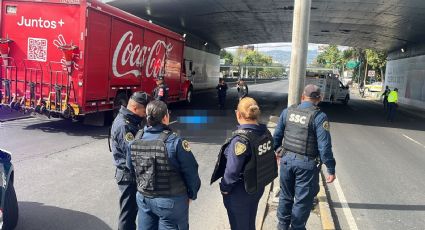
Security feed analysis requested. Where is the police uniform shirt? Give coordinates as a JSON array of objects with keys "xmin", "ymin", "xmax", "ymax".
[
  {"xmin": 126, "ymin": 125, "xmax": 201, "ymax": 199},
  {"xmin": 111, "ymin": 106, "xmax": 144, "ymax": 169},
  {"xmin": 220, "ymin": 124, "xmax": 268, "ymax": 193},
  {"xmin": 216, "ymin": 83, "xmax": 228, "ymax": 96},
  {"xmin": 237, "ymin": 83, "xmax": 248, "ymax": 97},
  {"xmin": 272, "ymin": 101, "xmax": 336, "ymax": 175}
]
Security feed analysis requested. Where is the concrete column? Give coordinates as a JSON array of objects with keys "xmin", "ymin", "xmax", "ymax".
[{"xmin": 288, "ymin": 0, "xmax": 312, "ymax": 106}]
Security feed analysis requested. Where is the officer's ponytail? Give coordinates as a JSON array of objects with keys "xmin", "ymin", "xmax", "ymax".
[
  {"xmin": 237, "ymin": 97, "xmax": 261, "ymax": 120},
  {"xmin": 146, "ymin": 100, "xmax": 168, "ymax": 126}
]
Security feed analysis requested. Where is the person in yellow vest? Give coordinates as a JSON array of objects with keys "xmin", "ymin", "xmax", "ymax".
[{"xmin": 387, "ymin": 88, "xmax": 398, "ymax": 122}]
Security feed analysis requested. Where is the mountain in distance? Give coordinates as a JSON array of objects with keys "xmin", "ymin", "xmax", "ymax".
[{"xmin": 262, "ymin": 50, "xmax": 318, "ymax": 65}]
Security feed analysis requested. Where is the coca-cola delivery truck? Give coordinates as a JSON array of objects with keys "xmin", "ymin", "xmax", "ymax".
[{"xmin": 0, "ymin": 0, "xmax": 195, "ymax": 120}]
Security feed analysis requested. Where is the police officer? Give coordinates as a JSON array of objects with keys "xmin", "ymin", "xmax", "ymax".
[
  {"xmin": 237, "ymin": 79, "xmax": 248, "ymax": 100},
  {"xmin": 211, "ymin": 97, "xmax": 277, "ymax": 230},
  {"xmin": 387, "ymin": 88, "xmax": 398, "ymax": 122},
  {"xmin": 110, "ymin": 91, "xmax": 149, "ymax": 230},
  {"xmin": 273, "ymin": 84, "xmax": 336, "ymax": 230},
  {"xmin": 216, "ymin": 78, "xmax": 228, "ymax": 109},
  {"xmin": 152, "ymin": 76, "xmax": 169, "ymax": 102},
  {"xmin": 127, "ymin": 100, "xmax": 201, "ymax": 230},
  {"xmin": 382, "ymin": 86, "xmax": 390, "ymax": 111}
]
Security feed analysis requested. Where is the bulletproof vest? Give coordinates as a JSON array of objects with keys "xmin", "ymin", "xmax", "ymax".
[
  {"xmin": 210, "ymin": 129, "xmax": 278, "ymax": 195},
  {"xmin": 282, "ymin": 105, "xmax": 320, "ymax": 158},
  {"xmin": 130, "ymin": 130, "xmax": 187, "ymax": 197}
]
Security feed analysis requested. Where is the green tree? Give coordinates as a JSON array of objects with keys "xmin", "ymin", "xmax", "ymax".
[
  {"xmin": 365, "ymin": 49, "xmax": 387, "ymax": 82},
  {"xmin": 220, "ymin": 49, "xmax": 233, "ymax": 65},
  {"xmin": 316, "ymin": 45, "xmax": 342, "ymax": 71}
]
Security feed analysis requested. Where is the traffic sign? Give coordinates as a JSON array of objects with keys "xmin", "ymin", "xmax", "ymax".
[
  {"xmin": 346, "ymin": 60, "xmax": 360, "ymax": 69},
  {"xmin": 368, "ymin": 70, "xmax": 375, "ymax": 77}
]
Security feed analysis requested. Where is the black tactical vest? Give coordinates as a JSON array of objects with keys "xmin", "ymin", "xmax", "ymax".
[
  {"xmin": 282, "ymin": 105, "xmax": 320, "ymax": 158},
  {"xmin": 130, "ymin": 130, "xmax": 187, "ymax": 197},
  {"xmin": 210, "ymin": 129, "xmax": 278, "ymax": 195}
]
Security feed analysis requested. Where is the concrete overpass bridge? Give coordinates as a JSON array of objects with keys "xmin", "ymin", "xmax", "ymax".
[{"xmin": 104, "ymin": 0, "xmax": 425, "ymax": 108}]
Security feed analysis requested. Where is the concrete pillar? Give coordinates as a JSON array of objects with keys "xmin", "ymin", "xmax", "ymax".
[{"xmin": 288, "ymin": 0, "xmax": 312, "ymax": 106}]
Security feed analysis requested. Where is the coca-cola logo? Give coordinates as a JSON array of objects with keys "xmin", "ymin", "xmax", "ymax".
[{"xmin": 112, "ymin": 31, "xmax": 173, "ymax": 78}]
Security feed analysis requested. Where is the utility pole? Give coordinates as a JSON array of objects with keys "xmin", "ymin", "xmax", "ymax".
[{"xmin": 288, "ymin": 0, "xmax": 312, "ymax": 106}]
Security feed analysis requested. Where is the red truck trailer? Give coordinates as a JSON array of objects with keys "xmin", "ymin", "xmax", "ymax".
[{"xmin": 0, "ymin": 0, "xmax": 193, "ymax": 119}]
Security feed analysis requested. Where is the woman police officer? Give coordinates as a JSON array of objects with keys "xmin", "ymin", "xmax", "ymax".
[
  {"xmin": 211, "ymin": 97, "xmax": 278, "ymax": 230},
  {"xmin": 127, "ymin": 100, "xmax": 201, "ymax": 230}
]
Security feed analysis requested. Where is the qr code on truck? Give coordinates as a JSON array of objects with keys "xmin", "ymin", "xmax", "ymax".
[{"xmin": 28, "ymin": 37, "xmax": 48, "ymax": 62}]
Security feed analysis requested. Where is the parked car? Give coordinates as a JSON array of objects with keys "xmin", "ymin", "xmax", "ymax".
[
  {"xmin": 364, "ymin": 82, "xmax": 383, "ymax": 92},
  {"xmin": 0, "ymin": 149, "xmax": 18, "ymax": 230}
]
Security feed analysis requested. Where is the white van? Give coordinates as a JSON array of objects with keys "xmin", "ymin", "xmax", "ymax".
[{"xmin": 305, "ymin": 72, "xmax": 350, "ymax": 104}]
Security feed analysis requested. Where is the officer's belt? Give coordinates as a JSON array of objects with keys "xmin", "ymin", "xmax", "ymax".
[{"xmin": 284, "ymin": 151, "xmax": 317, "ymax": 161}]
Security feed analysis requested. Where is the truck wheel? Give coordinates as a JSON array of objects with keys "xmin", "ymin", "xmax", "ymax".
[
  {"xmin": 343, "ymin": 95, "xmax": 349, "ymax": 105},
  {"xmin": 3, "ymin": 182, "xmax": 19, "ymax": 230},
  {"xmin": 185, "ymin": 89, "xmax": 193, "ymax": 105}
]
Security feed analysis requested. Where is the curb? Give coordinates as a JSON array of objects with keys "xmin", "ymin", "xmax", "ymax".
[
  {"xmin": 318, "ymin": 171, "xmax": 336, "ymax": 230},
  {"xmin": 256, "ymin": 178, "xmax": 273, "ymax": 230}
]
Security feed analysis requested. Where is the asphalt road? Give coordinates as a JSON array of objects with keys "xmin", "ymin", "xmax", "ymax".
[
  {"xmin": 0, "ymin": 80, "xmax": 288, "ymax": 230},
  {"xmin": 2, "ymin": 80, "xmax": 424, "ymax": 230},
  {"xmin": 322, "ymin": 95, "xmax": 425, "ymax": 230}
]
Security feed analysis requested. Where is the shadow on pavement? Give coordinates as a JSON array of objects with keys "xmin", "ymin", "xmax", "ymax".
[
  {"xmin": 16, "ymin": 202, "xmax": 112, "ymax": 230},
  {"xmin": 332, "ymin": 202, "xmax": 425, "ymax": 211},
  {"xmin": 22, "ymin": 119, "xmax": 109, "ymax": 140},
  {"xmin": 319, "ymin": 98, "xmax": 425, "ymax": 132}
]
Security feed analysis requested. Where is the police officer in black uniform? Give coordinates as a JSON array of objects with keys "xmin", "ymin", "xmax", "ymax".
[
  {"xmin": 211, "ymin": 97, "xmax": 277, "ymax": 230},
  {"xmin": 110, "ymin": 91, "xmax": 149, "ymax": 230},
  {"xmin": 152, "ymin": 76, "xmax": 169, "ymax": 102},
  {"xmin": 216, "ymin": 78, "xmax": 228, "ymax": 109},
  {"xmin": 273, "ymin": 85, "xmax": 336, "ymax": 230},
  {"xmin": 128, "ymin": 100, "xmax": 201, "ymax": 230}
]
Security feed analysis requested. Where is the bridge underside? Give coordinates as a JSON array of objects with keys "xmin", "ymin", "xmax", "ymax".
[{"xmin": 105, "ymin": 0, "xmax": 425, "ymax": 51}]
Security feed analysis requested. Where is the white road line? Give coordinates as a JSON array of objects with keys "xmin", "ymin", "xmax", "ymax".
[
  {"xmin": 402, "ymin": 134, "xmax": 425, "ymax": 149},
  {"xmin": 333, "ymin": 177, "xmax": 359, "ymax": 230}
]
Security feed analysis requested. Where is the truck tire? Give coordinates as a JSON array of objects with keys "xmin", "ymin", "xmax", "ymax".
[
  {"xmin": 185, "ymin": 89, "xmax": 193, "ymax": 105},
  {"xmin": 3, "ymin": 182, "xmax": 19, "ymax": 230}
]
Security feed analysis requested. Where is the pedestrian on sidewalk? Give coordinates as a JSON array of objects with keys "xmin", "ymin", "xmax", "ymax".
[
  {"xmin": 211, "ymin": 97, "xmax": 278, "ymax": 230},
  {"xmin": 237, "ymin": 79, "xmax": 248, "ymax": 100},
  {"xmin": 387, "ymin": 88, "xmax": 399, "ymax": 122},
  {"xmin": 382, "ymin": 86, "xmax": 391, "ymax": 111},
  {"xmin": 273, "ymin": 84, "xmax": 336, "ymax": 230},
  {"xmin": 216, "ymin": 78, "xmax": 228, "ymax": 109},
  {"xmin": 128, "ymin": 100, "xmax": 201, "ymax": 230},
  {"xmin": 110, "ymin": 91, "xmax": 149, "ymax": 230}
]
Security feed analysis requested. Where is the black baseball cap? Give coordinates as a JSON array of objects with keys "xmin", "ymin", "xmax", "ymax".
[
  {"xmin": 156, "ymin": 76, "xmax": 164, "ymax": 81},
  {"xmin": 303, "ymin": 84, "xmax": 321, "ymax": 98},
  {"xmin": 130, "ymin": 91, "xmax": 149, "ymax": 106}
]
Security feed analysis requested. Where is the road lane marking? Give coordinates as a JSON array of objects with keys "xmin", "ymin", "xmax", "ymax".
[
  {"xmin": 402, "ymin": 134, "xmax": 425, "ymax": 149},
  {"xmin": 333, "ymin": 177, "xmax": 359, "ymax": 230}
]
